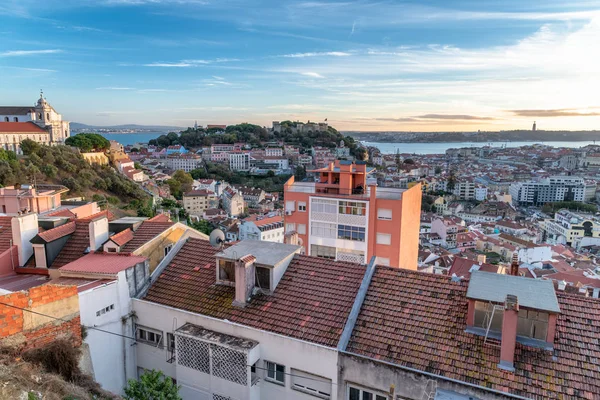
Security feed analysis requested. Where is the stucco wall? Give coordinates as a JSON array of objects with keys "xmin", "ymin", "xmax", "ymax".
[
  {"xmin": 133, "ymin": 299, "xmax": 340, "ymax": 400},
  {"xmin": 338, "ymin": 353, "xmax": 511, "ymax": 400}
]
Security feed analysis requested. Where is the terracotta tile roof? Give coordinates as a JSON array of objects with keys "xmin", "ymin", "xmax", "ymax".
[
  {"xmin": 0, "ymin": 216, "xmax": 14, "ymax": 254},
  {"xmin": 448, "ymin": 257, "xmax": 502, "ymax": 279},
  {"xmin": 59, "ymin": 253, "xmax": 146, "ymax": 275},
  {"xmin": 243, "ymin": 215, "xmax": 283, "ymax": 228},
  {"xmin": 147, "ymin": 214, "xmax": 171, "ymax": 222},
  {"xmin": 78, "ymin": 210, "xmax": 116, "ymax": 222},
  {"xmin": 120, "ymin": 221, "xmax": 174, "ymax": 253},
  {"xmin": 346, "ymin": 267, "xmax": 600, "ymax": 399},
  {"xmin": 46, "ymin": 208, "xmax": 77, "ymax": 219},
  {"xmin": 109, "ymin": 228, "xmax": 134, "ymax": 246},
  {"xmin": 144, "ymin": 238, "xmax": 366, "ymax": 347},
  {"xmin": 37, "ymin": 221, "xmax": 76, "ymax": 243},
  {"xmin": 184, "ymin": 189, "xmax": 216, "ymax": 197},
  {"xmin": 50, "ymin": 221, "xmax": 93, "ymax": 268},
  {"xmin": 50, "ymin": 277, "xmax": 115, "ymax": 292},
  {"xmin": 0, "ymin": 273, "xmax": 50, "ymax": 292},
  {"xmin": 0, "ymin": 122, "xmax": 47, "ymax": 133}
]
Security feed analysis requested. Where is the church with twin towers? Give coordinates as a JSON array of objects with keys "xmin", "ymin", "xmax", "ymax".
[{"xmin": 0, "ymin": 91, "xmax": 70, "ymax": 154}]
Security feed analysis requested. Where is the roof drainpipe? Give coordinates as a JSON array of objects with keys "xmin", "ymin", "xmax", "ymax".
[{"xmin": 337, "ymin": 256, "xmax": 377, "ymax": 351}]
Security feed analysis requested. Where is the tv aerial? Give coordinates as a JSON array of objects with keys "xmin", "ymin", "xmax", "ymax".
[{"xmin": 209, "ymin": 229, "xmax": 225, "ymax": 249}]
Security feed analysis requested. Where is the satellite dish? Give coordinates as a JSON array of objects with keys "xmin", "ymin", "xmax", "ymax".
[{"xmin": 209, "ymin": 229, "xmax": 225, "ymax": 249}]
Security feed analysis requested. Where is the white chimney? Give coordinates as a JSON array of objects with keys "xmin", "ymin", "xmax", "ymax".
[
  {"xmin": 11, "ymin": 213, "xmax": 38, "ymax": 266},
  {"xmin": 89, "ymin": 217, "xmax": 109, "ymax": 251},
  {"xmin": 558, "ymin": 280, "xmax": 567, "ymax": 291},
  {"xmin": 233, "ymin": 254, "xmax": 256, "ymax": 307}
]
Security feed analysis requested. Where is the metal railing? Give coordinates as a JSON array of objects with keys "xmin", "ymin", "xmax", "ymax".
[{"xmin": 287, "ymin": 182, "xmax": 405, "ymax": 200}]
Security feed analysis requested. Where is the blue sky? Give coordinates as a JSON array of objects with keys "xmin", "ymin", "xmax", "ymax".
[{"xmin": 1, "ymin": 0, "xmax": 599, "ymax": 131}]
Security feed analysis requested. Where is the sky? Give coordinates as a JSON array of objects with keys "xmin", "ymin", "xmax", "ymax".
[{"xmin": 1, "ymin": 0, "xmax": 600, "ymax": 132}]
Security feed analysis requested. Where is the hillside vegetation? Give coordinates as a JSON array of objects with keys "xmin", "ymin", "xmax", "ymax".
[
  {"xmin": 0, "ymin": 140, "xmax": 147, "ymax": 206},
  {"xmin": 150, "ymin": 123, "xmax": 365, "ymax": 158}
]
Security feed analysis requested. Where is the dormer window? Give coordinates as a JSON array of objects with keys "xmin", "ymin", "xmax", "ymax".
[{"xmin": 517, "ymin": 309, "xmax": 549, "ymax": 340}]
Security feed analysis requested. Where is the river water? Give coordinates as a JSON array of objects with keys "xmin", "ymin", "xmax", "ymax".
[{"xmin": 361, "ymin": 140, "xmax": 600, "ymax": 155}]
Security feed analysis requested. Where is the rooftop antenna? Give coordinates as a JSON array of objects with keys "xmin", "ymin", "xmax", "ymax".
[{"xmin": 209, "ymin": 229, "xmax": 225, "ymax": 250}]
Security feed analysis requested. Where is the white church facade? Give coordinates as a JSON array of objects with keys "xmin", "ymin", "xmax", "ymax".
[{"xmin": 0, "ymin": 92, "xmax": 70, "ymax": 153}]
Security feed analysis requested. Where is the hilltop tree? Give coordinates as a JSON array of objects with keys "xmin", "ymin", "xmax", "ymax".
[{"xmin": 65, "ymin": 133, "xmax": 110, "ymax": 152}]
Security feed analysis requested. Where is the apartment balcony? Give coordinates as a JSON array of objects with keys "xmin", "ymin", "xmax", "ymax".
[{"xmin": 286, "ymin": 182, "xmax": 404, "ymax": 200}]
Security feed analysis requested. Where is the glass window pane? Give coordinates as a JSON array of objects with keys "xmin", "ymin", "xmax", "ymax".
[
  {"xmin": 349, "ymin": 388, "xmax": 360, "ymax": 400},
  {"xmin": 362, "ymin": 391, "xmax": 373, "ymax": 400}
]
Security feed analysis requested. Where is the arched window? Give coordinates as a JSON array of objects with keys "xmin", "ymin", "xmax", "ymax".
[
  {"xmin": 13, "ymin": 117, "xmax": 18, "ymax": 122},
  {"xmin": 46, "ymin": 113, "xmax": 50, "ymax": 120},
  {"xmin": 3, "ymin": 117, "xmax": 8, "ymax": 122},
  {"xmin": 38, "ymin": 113, "xmax": 42, "ymax": 119}
]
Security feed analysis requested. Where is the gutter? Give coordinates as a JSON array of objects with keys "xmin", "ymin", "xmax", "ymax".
[{"xmin": 341, "ymin": 350, "xmax": 530, "ymax": 400}]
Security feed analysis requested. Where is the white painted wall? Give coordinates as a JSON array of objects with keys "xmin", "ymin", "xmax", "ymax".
[
  {"xmin": 77, "ymin": 271, "xmax": 136, "ymax": 395},
  {"xmin": 11, "ymin": 213, "xmax": 38, "ymax": 266},
  {"xmin": 133, "ymin": 299, "xmax": 339, "ymax": 400}
]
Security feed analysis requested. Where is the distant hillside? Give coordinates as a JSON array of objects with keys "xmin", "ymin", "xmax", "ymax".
[
  {"xmin": 71, "ymin": 122, "xmax": 184, "ymax": 131},
  {"xmin": 345, "ymin": 130, "xmax": 600, "ymax": 143}
]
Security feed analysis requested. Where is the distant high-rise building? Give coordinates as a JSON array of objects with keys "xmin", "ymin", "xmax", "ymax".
[{"xmin": 532, "ymin": 121, "xmax": 537, "ymax": 131}]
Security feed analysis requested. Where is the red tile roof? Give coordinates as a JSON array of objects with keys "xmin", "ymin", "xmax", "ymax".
[
  {"xmin": 346, "ymin": 267, "xmax": 600, "ymax": 399},
  {"xmin": 144, "ymin": 238, "xmax": 366, "ymax": 347},
  {"xmin": 0, "ymin": 273, "xmax": 50, "ymax": 292},
  {"xmin": 50, "ymin": 277, "xmax": 115, "ymax": 292},
  {"xmin": 0, "ymin": 122, "xmax": 47, "ymax": 133},
  {"xmin": 243, "ymin": 215, "xmax": 283, "ymax": 227},
  {"xmin": 59, "ymin": 253, "xmax": 146, "ymax": 275},
  {"xmin": 0, "ymin": 217, "xmax": 14, "ymax": 254},
  {"xmin": 184, "ymin": 190, "xmax": 215, "ymax": 197},
  {"xmin": 50, "ymin": 221, "xmax": 92, "ymax": 268},
  {"xmin": 120, "ymin": 221, "xmax": 174, "ymax": 253},
  {"xmin": 109, "ymin": 228, "xmax": 134, "ymax": 246},
  {"xmin": 147, "ymin": 214, "xmax": 171, "ymax": 223},
  {"xmin": 46, "ymin": 208, "xmax": 77, "ymax": 219},
  {"xmin": 37, "ymin": 221, "xmax": 76, "ymax": 242},
  {"xmin": 448, "ymin": 256, "xmax": 502, "ymax": 279}
]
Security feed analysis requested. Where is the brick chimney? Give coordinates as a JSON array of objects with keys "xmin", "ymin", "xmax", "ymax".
[
  {"xmin": 11, "ymin": 213, "xmax": 38, "ymax": 266},
  {"xmin": 89, "ymin": 217, "xmax": 109, "ymax": 251},
  {"xmin": 498, "ymin": 294, "xmax": 519, "ymax": 372},
  {"xmin": 233, "ymin": 254, "xmax": 256, "ymax": 307},
  {"xmin": 510, "ymin": 252, "xmax": 519, "ymax": 276}
]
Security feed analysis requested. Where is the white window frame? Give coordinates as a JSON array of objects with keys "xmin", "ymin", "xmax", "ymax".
[
  {"xmin": 298, "ymin": 224, "xmax": 307, "ymax": 235},
  {"xmin": 136, "ymin": 325, "xmax": 163, "ymax": 347},
  {"xmin": 347, "ymin": 385, "xmax": 387, "ymax": 400},
  {"xmin": 95, "ymin": 304, "xmax": 115, "ymax": 317},
  {"xmin": 376, "ymin": 233, "xmax": 391, "ymax": 245},
  {"xmin": 298, "ymin": 201, "xmax": 307, "ymax": 212},
  {"xmin": 377, "ymin": 208, "xmax": 392, "ymax": 220},
  {"xmin": 265, "ymin": 360, "xmax": 285, "ymax": 385},
  {"xmin": 286, "ymin": 223, "xmax": 296, "ymax": 233},
  {"xmin": 164, "ymin": 244, "xmax": 173, "ymax": 257}
]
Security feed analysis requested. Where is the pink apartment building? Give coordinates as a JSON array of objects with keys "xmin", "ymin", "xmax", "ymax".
[{"xmin": 283, "ymin": 160, "xmax": 422, "ymax": 269}]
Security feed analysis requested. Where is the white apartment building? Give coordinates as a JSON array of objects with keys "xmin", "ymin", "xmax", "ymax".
[
  {"xmin": 133, "ymin": 239, "xmax": 366, "ymax": 400},
  {"xmin": 453, "ymin": 180, "xmax": 476, "ymax": 200},
  {"xmin": 230, "ymin": 152, "xmax": 251, "ymax": 171},
  {"xmin": 541, "ymin": 209, "xmax": 600, "ymax": 246},
  {"xmin": 165, "ymin": 155, "xmax": 203, "ymax": 172},
  {"xmin": 183, "ymin": 190, "xmax": 218, "ymax": 216},
  {"xmin": 509, "ymin": 176, "xmax": 585, "ymax": 206},
  {"xmin": 474, "ymin": 186, "xmax": 488, "ymax": 201},
  {"xmin": 238, "ymin": 215, "xmax": 284, "ymax": 243},
  {"xmin": 211, "ymin": 144, "xmax": 235, "ymax": 163},
  {"xmin": 265, "ymin": 147, "xmax": 283, "ymax": 157}
]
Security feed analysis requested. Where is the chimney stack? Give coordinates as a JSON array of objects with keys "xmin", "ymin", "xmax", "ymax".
[
  {"xmin": 89, "ymin": 217, "xmax": 109, "ymax": 252},
  {"xmin": 11, "ymin": 213, "xmax": 38, "ymax": 266},
  {"xmin": 233, "ymin": 254, "xmax": 256, "ymax": 307},
  {"xmin": 498, "ymin": 294, "xmax": 519, "ymax": 372},
  {"xmin": 510, "ymin": 252, "xmax": 519, "ymax": 276}
]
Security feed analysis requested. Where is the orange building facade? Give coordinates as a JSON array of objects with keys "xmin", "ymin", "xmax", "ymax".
[{"xmin": 283, "ymin": 160, "xmax": 422, "ymax": 269}]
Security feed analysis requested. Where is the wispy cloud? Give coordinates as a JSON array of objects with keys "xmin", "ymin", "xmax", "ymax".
[
  {"xmin": 300, "ymin": 72, "xmax": 325, "ymax": 78},
  {"xmin": 510, "ymin": 108, "xmax": 600, "ymax": 117},
  {"xmin": 143, "ymin": 62, "xmax": 193, "ymax": 67},
  {"xmin": 282, "ymin": 51, "xmax": 351, "ymax": 58},
  {"xmin": 0, "ymin": 49, "xmax": 62, "ymax": 56},
  {"xmin": 417, "ymin": 114, "xmax": 497, "ymax": 121}
]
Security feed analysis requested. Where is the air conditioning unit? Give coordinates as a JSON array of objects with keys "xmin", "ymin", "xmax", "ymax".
[{"xmin": 285, "ymin": 210, "xmax": 293, "ymax": 215}]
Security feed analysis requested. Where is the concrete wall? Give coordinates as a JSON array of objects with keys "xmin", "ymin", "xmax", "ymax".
[
  {"xmin": 338, "ymin": 353, "xmax": 510, "ymax": 400},
  {"xmin": 0, "ymin": 284, "xmax": 81, "ymax": 351},
  {"xmin": 398, "ymin": 183, "xmax": 422, "ymax": 270},
  {"xmin": 134, "ymin": 225, "xmax": 187, "ymax": 272},
  {"xmin": 11, "ymin": 213, "xmax": 38, "ymax": 266},
  {"xmin": 133, "ymin": 299, "xmax": 340, "ymax": 400},
  {"xmin": 0, "ymin": 246, "xmax": 19, "ymax": 277}
]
